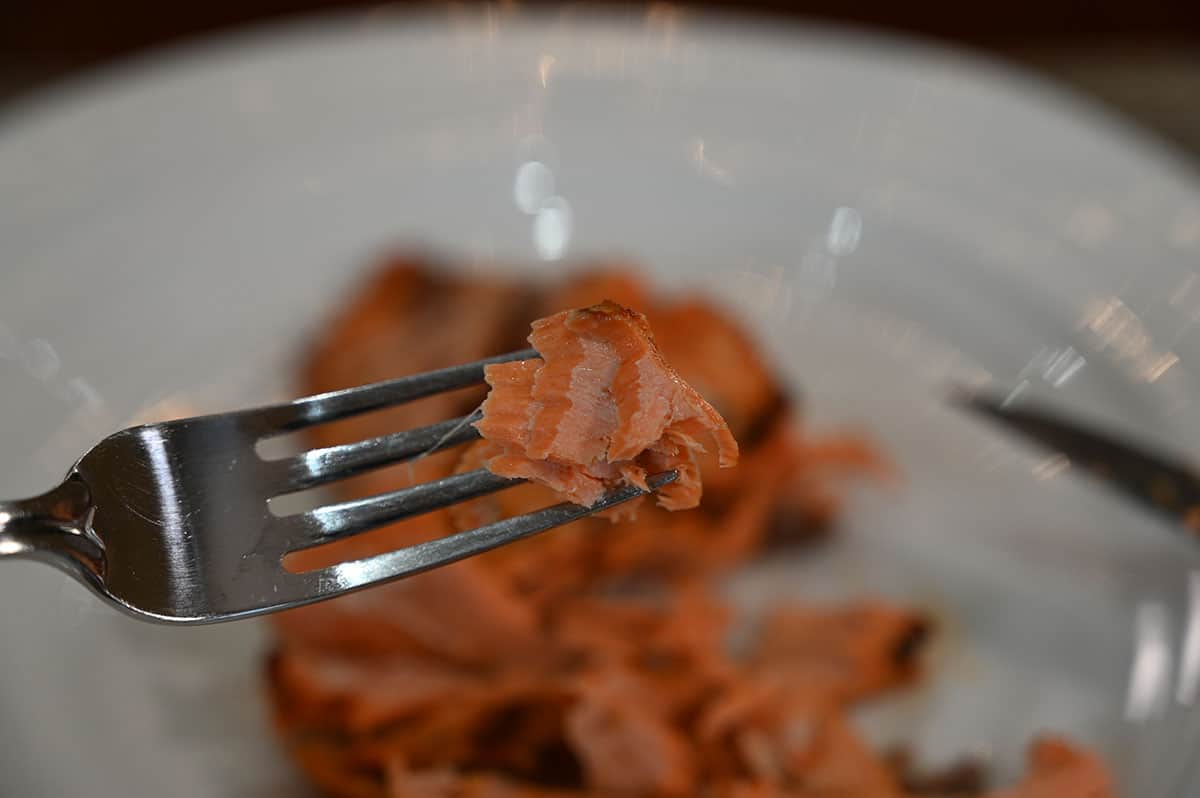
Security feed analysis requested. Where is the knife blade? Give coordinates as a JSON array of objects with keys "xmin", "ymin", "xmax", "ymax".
[{"xmin": 953, "ymin": 391, "xmax": 1200, "ymax": 535}]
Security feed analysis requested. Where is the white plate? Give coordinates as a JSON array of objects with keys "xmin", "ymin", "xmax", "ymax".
[{"xmin": 3, "ymin": 8, "xmax": 1200, "ymax": 796}]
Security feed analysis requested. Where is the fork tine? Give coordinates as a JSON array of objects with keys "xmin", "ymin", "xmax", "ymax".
[
  {"xmin": 271, "ymin": 411, "xmax": 483, "ymax": 494},
  {"xmin": 276, "ymin": 471, "xmax": 678, "ymax": 604},
  {"xmin": 276, "ymin": 468, "xmax": 522, "ymax": 551},
  {"xmin": 251, "ymin": 348, "xmax": 538, "ymax": 433}
]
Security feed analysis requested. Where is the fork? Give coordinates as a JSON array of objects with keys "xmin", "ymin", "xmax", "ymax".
[{"xmin": 0, "ymin": 349, "xmax": 676, "ymax": 624}]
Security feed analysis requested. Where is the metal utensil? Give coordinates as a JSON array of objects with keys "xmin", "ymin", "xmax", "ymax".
[
  {"xmin": 0, "ymin": 349, "xmax": 676, "ymax": 624},
  {"xmin": 954, "ymin": 390, "xmax": 1200, "ymax": 535}
]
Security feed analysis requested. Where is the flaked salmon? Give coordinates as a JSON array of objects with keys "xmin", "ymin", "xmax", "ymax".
[
  {"xmin": 265, "ymin": 256, "xmax": 1114, "ymax": 798},
  {"xmin": 475, "ymin": 301, "xmax": 738, "ymax": 510},
  {"xmin": 985, "ymin": 738, "xmax": 1115, "ymax": 798}
]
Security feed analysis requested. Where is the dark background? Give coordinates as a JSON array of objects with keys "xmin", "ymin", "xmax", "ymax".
[{"xmin": 2, "ymin": 1, "xmax": 1199, "ymax": 155}]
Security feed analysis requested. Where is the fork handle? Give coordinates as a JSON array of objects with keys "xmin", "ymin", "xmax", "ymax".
[{"xmin": 0, "ymin": 478, "xmax": 103, "ymax": 578}]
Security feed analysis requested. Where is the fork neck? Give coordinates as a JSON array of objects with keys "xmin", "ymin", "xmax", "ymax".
[{"xmin": 0, "ymin": 478, "xmax": 103, "ymax": 581}]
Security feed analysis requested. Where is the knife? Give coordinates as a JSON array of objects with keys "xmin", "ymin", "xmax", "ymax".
[{"xmin": 953, "ymin": 391, "xmax": 1200, "ymax": 536}]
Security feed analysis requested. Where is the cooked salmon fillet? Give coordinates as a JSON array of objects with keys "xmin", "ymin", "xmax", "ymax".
[
  {"xmin": 266, "ymin": 256, "xmax": 1115, "ymax": 798},
  {"xmin": 475, "ymin": 301, "xmax": 738, "ymax": 510}
]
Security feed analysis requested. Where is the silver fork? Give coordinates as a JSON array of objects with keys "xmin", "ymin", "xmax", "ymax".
[{"xmin": 0, "ymin": 349, "xmax": 676, "ymax": 624}]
